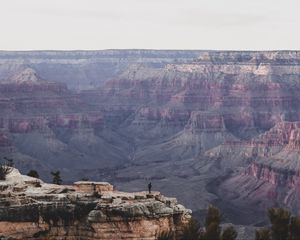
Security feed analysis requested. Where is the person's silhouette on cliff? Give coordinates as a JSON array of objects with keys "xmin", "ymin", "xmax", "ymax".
[{"xmin": 148, "ymin": 182, "xmax": 152, "ymax": 194}]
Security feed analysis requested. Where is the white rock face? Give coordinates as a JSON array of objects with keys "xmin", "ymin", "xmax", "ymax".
[
  {"xmin": 3, "ymin": 167, "xmax": 43, "ymax": 186},
  {"xmin": 10, "ymin": 68, "xmax": 41, "ymax": 83}
]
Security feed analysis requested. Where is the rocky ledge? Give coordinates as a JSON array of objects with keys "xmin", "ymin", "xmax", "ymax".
[{"xmin": 0, "ymin": 168, "xmax": 191, "ymax": 240}]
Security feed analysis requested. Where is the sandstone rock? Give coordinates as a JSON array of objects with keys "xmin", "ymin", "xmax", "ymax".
[
  {"xmin": 9, "ymin": 68, "xmax": 40, "ymax": 84},
  {"xmin": 74, "ymin": 181, "xmax": 113, "ymax": 194},
  {"xmin": 0, "ymin": 168, "xmax": 191, "ymax": 239}
]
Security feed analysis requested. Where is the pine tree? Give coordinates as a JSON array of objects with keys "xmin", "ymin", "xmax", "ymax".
[
  {"xmin": 205, "ymin": 205, "xmax": 222, "ymax": 227},
  {"xmin": 51, "ymin": 171, "xmax": 62, "ymax": 185},
  {"xmin": 27, "ymin": 169, "xmax": 40, "ymax": 178},
  {"xmin": 205, "ymin": 222, "xmax": 221, "ymax": 240},
  {"xmin": 0, "ymin": 163, "xmax": 11, "ymax": 180},
  {"xmin": 268, "ymin": 208, "xmax": 290, "ymax": 240},
  {"xmin": 203, "ymin": 205, "xmax": 222, "ymax": 240}
]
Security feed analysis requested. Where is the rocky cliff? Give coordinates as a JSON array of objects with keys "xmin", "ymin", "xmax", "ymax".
[
  {"xmin": 215, "ymin": 121, "xmax": 300, "ymax": 224},
  {"xmin": 0, "ymin": 168, "xmax": 191, "ymax": 239}
]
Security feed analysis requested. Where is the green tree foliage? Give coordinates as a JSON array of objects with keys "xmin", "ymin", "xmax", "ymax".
[
  {"xmin": 268, "ymin": 208, "xmax": 291, "ymax": 240},
  {"xmin": 205, "ymin": 222, "xmax": 221, "ymax": 240},
  {"xmin": 27, "ymin": 169, "xmax": 40, "ymax": 179},
  {"xmin": 51, "ymin": 171, "xmax": 62, "ymax": 185},
  {"xmin": 181, "ymin": 218, "xmax": 201, "ymax": 240},
  {"xmin": 157, "ymin": 231, "xmax": 174, "ymax": 240},
  {"xmin": 221, "ymin": 226, "xmax": 238, "ymax": 240},
  {"xmin": 257, "ymin": 208, "xmax": 300, "ymax": 240},
  {"xmin": 0, "ymin": 157, "xmax": 14, "ymax": 180},
  {"xmin": 255, "ymin": 228, "xmax": 271, "ymax": 240},
  {"xmin": 203, "ymin": 205, "xmax": 222, "ymax": 240},
  {"xmin": 0, "ymin": 164, "xmax": 11, "ymax": 180},
  {"xmin": 289, "ymin": 216, "xmax": 300, "ymax": 240},
  {"xmin": 205, "ymin": 205, "xmax": 222, "ymax": 228},
  {"xmin": 180, "ymin": 206, "xmax": 237, "ymax": 240}
]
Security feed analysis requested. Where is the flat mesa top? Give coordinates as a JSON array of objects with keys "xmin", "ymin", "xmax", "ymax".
[{"xmin": 73, "ymin": 181, "xmax": 112, "ymax": 186}]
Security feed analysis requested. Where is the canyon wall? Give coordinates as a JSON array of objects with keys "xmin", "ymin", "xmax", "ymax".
[
  {"xmin": 217, "ymin": 121, "xmax": 300, "ymax": 223},
  {"xmin": 0, "ymin": 50, "xmax": 203, "ymax": 90},
  {"xmin": 1, "ymin": 50, "xmax": 300, "ymax": 224}
]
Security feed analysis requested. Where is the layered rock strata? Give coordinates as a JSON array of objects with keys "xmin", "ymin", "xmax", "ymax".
[
  {"xmin": 0, "ymin": 168, "xmax": 191, "ymax": 239},
  {"xmin": 1, "ymin": 51, "xmax": 300, "ymax": 224}
]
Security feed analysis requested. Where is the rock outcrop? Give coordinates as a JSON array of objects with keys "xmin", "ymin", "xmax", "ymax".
[{"xmin": 0, "ymin": 168, "xmax": 191, "ymax": 239}]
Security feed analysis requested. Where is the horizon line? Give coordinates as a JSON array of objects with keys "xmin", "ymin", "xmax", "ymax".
[{"xmin": 0, "ymin": 49, "xmax": 299, "ymax": 52}]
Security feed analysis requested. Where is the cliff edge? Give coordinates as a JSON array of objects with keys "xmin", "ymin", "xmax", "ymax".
[{"xmin": 0, "ymin": 168, "xmax": 191, "ymax": 239}]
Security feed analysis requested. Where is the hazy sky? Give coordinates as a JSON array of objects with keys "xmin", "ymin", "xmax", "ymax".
[{"xmin": 0, "ymin": 0, "xmax": 299, "ymax": 50}]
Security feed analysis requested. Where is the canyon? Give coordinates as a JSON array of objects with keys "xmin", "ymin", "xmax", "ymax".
[{"xmin": 0, "ymin": 50, "xmax": 300, "ymax": 227}]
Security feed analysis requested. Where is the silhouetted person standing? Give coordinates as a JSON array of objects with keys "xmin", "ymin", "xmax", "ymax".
[{"xmin": 148, "ymin": 182, "xmax": 152, "ymax": 194}]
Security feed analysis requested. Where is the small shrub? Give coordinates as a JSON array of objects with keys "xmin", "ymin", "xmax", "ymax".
[
  {"xmin": 80, "ymin": 177, "xmax": 89, "ymax": 181},
  {"xmin": 0, "ymin": 164, "xmax": 12, "ymax": 180},
  {"xmin": 27, "ymin": 169, "xmax": 40, "ymax": 179}
]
